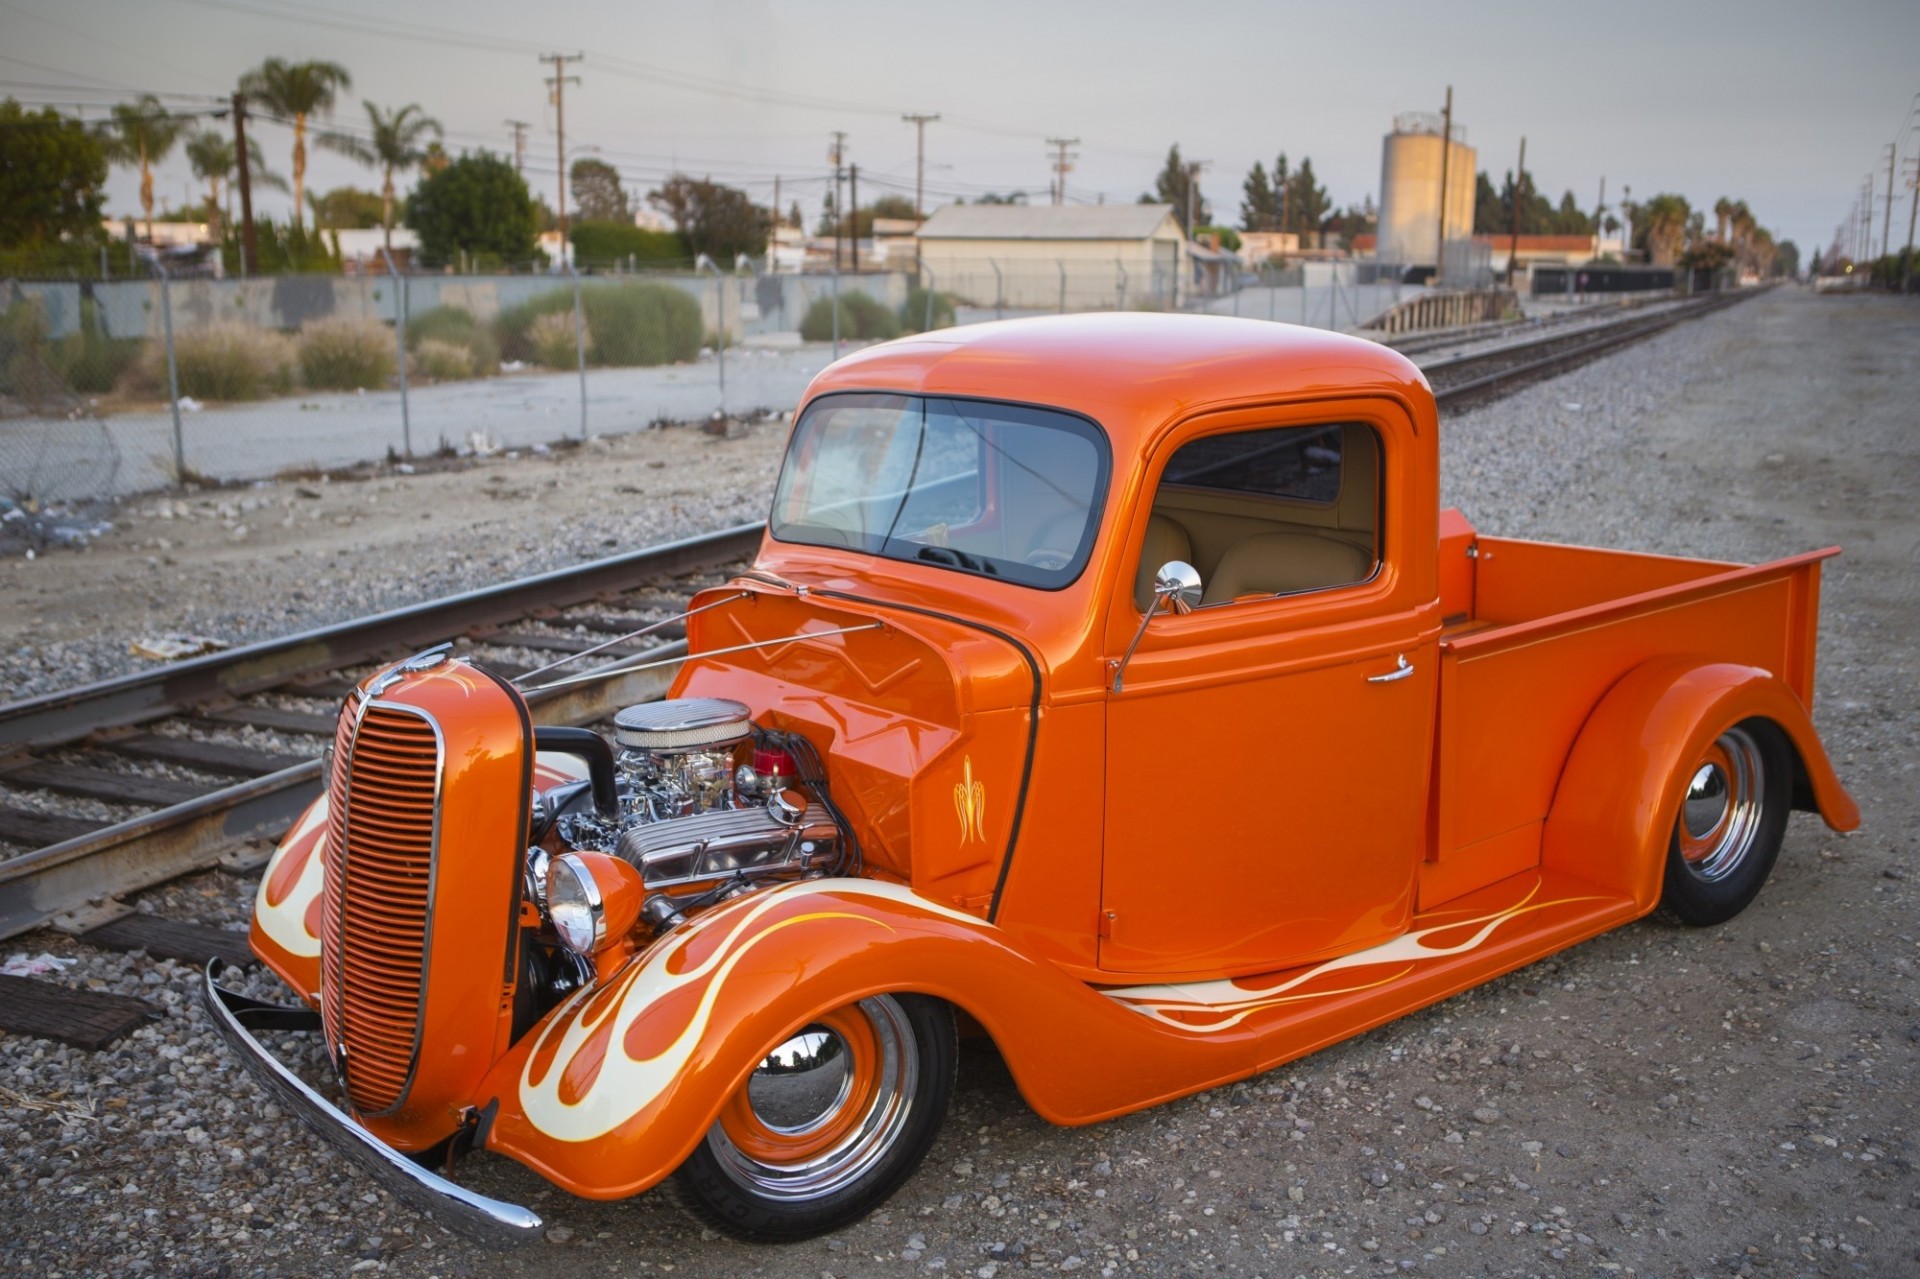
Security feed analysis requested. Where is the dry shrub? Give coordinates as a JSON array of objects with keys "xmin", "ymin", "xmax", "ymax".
[
  {"xmin": 529, "ymin": 311, "xmax": 584, "ymax": 370},
  {"xmin": 141, "ymin": 324, "xmax": 298, "ymax": 401},
  {"xmin": 413, "ymin": 338, "xmax": 474, "ymax": 380},
  {"xmin": 297, "ymin": 317, "xmax": 396, "ymax": 391}
]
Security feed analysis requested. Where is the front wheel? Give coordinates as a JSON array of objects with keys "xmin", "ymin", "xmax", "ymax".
[
  {"xmin": 666, "ymin": 993, "xmax": 956, "ymax": 1242},
  {"xmin": 1658, "ymin": 720, "xmax": 1792, "ymax": 926}
]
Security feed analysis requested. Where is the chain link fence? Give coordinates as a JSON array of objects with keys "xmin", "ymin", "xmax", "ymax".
[{"xmin": 4, "ymin": 252, "xmax": 1442, "ymax": 504}]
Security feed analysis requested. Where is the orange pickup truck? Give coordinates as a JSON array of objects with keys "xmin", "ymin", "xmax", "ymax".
[{"xmin": 207, "ymin": 313, "xmax": 1857, "ymax": 1246}]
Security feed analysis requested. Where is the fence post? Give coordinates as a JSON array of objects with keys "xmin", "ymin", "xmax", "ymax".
[
  {"xmin": 567, "ymin": 260, "xmax": 588, "ymax": 440},
  {"xmin": 1058, "ymin": 259, "xmax": 1067, "ymax": 314},
  {"xmin": 155, "ymin": 261, "xmax": 185, "ymax": 485},
  {"xmin": 920, "ymin": 262, "xmax": 938, "ymax": 331},
  {"xmin": 380, "ymin": 247, "xmax": 411, "ymax": 457},
  {"xmin": 695, "ymin": 254, "xmax": 726, "ymax": 417},
  {"xmin": 991, "ymin": 259, "xmax": 1004, "ymax": 321},
  {"xmin": 1115, "ymin": 257, "xmax": 1128, "ymax": 312}
]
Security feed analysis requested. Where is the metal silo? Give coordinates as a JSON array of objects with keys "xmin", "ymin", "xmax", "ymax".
[{"xmin": 1376, "ymin": 112, "xmax": 1477, "ymax": 270}]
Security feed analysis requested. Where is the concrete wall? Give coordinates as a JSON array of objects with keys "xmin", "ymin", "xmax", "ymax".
[
  {"xmin": 8, "ymin": 271, "xmax": 912, "ymax": 342},
  {"xmin": 916, "ymin": 239, "xmax": 1185, "ymax": 310}
]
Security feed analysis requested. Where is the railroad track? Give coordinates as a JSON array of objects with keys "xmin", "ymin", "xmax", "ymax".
[{"xmin": 0, "ymin": 288, "xmax": 1759, "ymax": 955}]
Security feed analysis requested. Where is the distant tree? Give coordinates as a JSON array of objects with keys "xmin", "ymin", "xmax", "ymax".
[
  {"xmin": 1240, "ymin": 159, "xmax": 1279, "ymax": 232},
  {"xmin": 646, "ymin": 174, "xmax": 769, "ymax": 259},
  {"xmin": 569, "ymin": 219, "xmax": 686, "ymax": 269},
  {"xmin": 787, "ymin": 200, "xmax": 804, "ymax": 229},
  {"xmin": 1280, "ymin": 157, "xmax": 1327, "ymax": 240},
  {"xmin": 1324, "ymin": 198, "xmax": 1377, "ymax": 251},
  {"xmin": 238, "ymin": 58, "xmax": 352, "ymax": 231},
  {"xmin": 319, "ymin": 101, "xmax": 441, "ymax": 252},
  {"xmin": 1713, "ymin": 196, "xmax": 1733, "ymax": 244},
  {"xmin": 97, "ymin": 95, "xmax": 192, "ymax": 239},
  {"xmin": 307, "ymin": 186, "xmax": 385, "ymax": 230},
  {"xmin": 828, "ymin": 193, "xmax": 919, "ymax": 239},
  {"xmin": 1152, "ymin": 144, "xmax": 1209, "ymax": 234},
  {"xmin": 570, "ymin": 158, "xmax": 628, "ymax": 223},
  {"xmin": 1632, "ymin": 193, "xmax": 1691, "ymax": 266},
  {"xmin": 1808, "ymin": 247, "xmax": 1822, "ymax": 276},
  {"xmin": 0, "ymin": 99, "xmax": 108, "ymax": 248},
  {"xmin": 974, "ymin": 191, "xmax": 1029, "ymax": 205},
  {"xmin": 184, "ymin": 130, "xmax": 283, "ymax": 235},
  {"xmin": 1553, "ymin": 191, "xmax": 1590, "ymax": 235},
  {"xmin": 1776, "ymin": 239, "xmax": 1800, "ymax": 279},
  {"xmin": 405, "ymin": 151, "xmax": 537, "ymax": 268},
  {"xmin": 1194, "ymin": 225, "xmax": 1242, "ymax": 250}
]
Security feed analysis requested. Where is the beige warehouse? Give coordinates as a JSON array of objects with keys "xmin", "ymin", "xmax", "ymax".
[{"xmin": 914, "ymin": 204, "xmax": 1190, "ymax": 312}]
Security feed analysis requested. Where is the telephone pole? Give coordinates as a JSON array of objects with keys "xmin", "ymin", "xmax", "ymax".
[
  {"xmin": 1434, "ymin": 85, "xmax": 1453, "ymax": 285},
  {"xmin": 1902, "ymin": 154, "xmax": 1918, "ymax": 293},
  {"xmin": 231, "ymin": 92, "xmax": 257, "ymax": 277},
  {"xmin": 540, "ymin": 53, "xmax": 584, "ymax": 245},
  {"xmin": 1045, "ymin": 136, "xmax": 1080, "ymax": 205},
  {"xmin": 848, "ymin": 163, "xmax": 860, "ymax": 270},
  {"xmin": 1884, "ymin": 142, "xmax": 1898, "ymax": 263},
  {"xmin": 1507, "ymin": 136, "xmax": 1526, "ymax": 285},
  {"xmin": 828, "ymin": 131, "xmax": 848, "ymax": 271},
  {"xmin": 505, "ymin": 119, "xmax": 530, "ymax": 176},
  {"xmin": 902, "ymin": 113, "xmax": 940, "ymax": 222}
]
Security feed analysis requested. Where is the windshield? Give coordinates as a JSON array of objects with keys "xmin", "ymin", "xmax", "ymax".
[{"xmin": 769, "ymin": 393, "xmax": 1110, "ymax": 589}]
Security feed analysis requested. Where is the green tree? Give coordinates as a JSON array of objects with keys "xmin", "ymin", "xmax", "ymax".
[
  {"xmin": 1632, "ymin": 193, "xmax": 1691, "ymax": 266},
  {"xmin": 1281, "ymin": 157, "xmax": 1327, "ymax": 239},
  {"xmin": 97, "ymin": 95, "xmax": 192, "ymax": 239},
  {"xmin": 1239, "ymin": 159, "xmax": 1279, "ymax": 232},
  {"xmin": 307, "ymin": 186, "xmax": 384, "ymax": 230},
  {"xmin": 319, "ymin": 101, "xmax": 440, "ymax": 252},
  {"xmin": 1778, "ymin": 241, "xmax": 1800, "ymax": 278},
  {"xmin": 238, "ymin": 58, "xmax": 353, "ymax": 231},
  {"xmin": 570, "ymin": 158, "xmax": 628, "ymax": 223},
  {"xmin": 646, "ymin": 174, "xmax": 769, "ymax": 260},
  {"xmin": 0, "ymin": 100, "xmax": 108, "ymax": 248},
  {"xmin": 1151, "ymin": 144, "xmax": 1208, "ymax": 234},
  {"xmin": 569, "ymin": 220, "xmax": 687, "ymax": 269},
  {"xmin": 405, "ymin": 151, "xmax": 537, "ymax": 268},
  {"xmin": 184, "ymin": 130, "xmax": 283, "ymax": 235}
]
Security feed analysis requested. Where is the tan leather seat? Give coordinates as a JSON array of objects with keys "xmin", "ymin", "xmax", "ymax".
[
  {"xmin": 1201, "ymin": 531, "xmax": 1371, "ymax": 605},
  {"xmin": 1133, "ymin": 513, "xmax": 1194, "ymax": 610}
]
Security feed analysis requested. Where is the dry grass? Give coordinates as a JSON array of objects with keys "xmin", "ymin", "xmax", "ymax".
[{"xmin": 296, "ymin": 317, "xmax": 396, "ymax": 391}]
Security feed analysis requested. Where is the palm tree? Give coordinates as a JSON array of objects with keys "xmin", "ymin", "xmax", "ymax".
[
  {"xmin": 97, "ymin": 95, "xmax": 192, "ymax": 240},
  {"xmin": 185, "ymin": 131, "xmax": 287, "ymax": 235},
  {"xmin": 1713, "ymin": 197, "xmax": 1733, "ymax": 245},
  {"xmin": 237, "ymin": 58, "xmax": 352, "ymax": 232},
  {"xmin": 1637, "ymin": 193, "xmax": 1692, "ymax": 267},
  {"xmin": 319, "ymin": 101, "xmax": 442, "ymax": 253}
]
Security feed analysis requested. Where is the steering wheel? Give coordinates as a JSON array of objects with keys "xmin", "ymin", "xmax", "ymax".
[
  {"xmin": 1023, "ymin": 511, "xmax": 1083, "ymax": 570},
  {"xmin": 1023, "ymin": 546, "xmax": 1075, "ymax": 570}
]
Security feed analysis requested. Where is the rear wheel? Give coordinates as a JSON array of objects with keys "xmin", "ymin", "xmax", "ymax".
[
  {"xmin": 666, "ymin": 993, "xmax": 956, "ymax": 1242},
  {"xmin": 1658, "ymin": 720, "xmax": 1792, "ymax": 926}
]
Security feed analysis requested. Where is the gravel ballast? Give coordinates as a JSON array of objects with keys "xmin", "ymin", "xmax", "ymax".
[{"xmin": 2, "ymin": 290, "xmax": 1914, "ymax": 1278}]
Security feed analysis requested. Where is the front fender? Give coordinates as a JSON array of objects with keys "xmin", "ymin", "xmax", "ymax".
[
  {"xmin": 477, "ymin": 878, "xmax": 1256, "ymax": 1201},
  {"xmin": 1542, "ymin": 658, "xmax": 1859, "ymax": 912}
]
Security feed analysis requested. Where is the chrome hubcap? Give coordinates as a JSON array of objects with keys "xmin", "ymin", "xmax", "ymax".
[
  {"xmin": 1677, "ymin": 727, "xmax": 1766, "ymax": 883},
  {"xmin": 746, "ymin": 1027, "xmax": 854, "ymax": 1134}
]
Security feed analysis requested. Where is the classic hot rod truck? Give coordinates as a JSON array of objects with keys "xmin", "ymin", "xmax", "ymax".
[{"xmin": 207, "ymin": 313, "xmax": 1858, "ymax": 1246}]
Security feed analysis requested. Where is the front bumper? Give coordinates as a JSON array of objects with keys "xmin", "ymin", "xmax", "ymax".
[{"xmin": 201, "ymin": 960, "xmax": 543, "ymax": 1249}]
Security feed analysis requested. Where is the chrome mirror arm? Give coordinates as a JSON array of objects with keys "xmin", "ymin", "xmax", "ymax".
[{"xmin": 1109, "ymin": 560, "xmax": 1202, "ymax": 693}]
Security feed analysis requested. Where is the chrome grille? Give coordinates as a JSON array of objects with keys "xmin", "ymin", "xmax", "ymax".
[{"xmin": 319, "ymin": 700, "xmax": 441, "ymax": 1114}]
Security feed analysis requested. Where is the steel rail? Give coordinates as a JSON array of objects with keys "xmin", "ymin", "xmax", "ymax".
[{"xmin": 0, "ymin": 290, "xmax": 1758, "ymax": 941}]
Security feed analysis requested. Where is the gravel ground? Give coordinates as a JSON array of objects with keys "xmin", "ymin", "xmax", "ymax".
[{"xmin": 2, "ymin": 289, "xmax": 1915, "ymax": 1278}]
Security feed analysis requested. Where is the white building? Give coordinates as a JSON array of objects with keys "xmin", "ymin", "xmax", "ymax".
[{"xmin": 914, "ymin": 203, "xmax": 1190, "ymax": 310}]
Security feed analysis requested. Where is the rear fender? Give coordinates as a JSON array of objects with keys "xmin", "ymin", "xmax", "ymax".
[
  {"xmin": 478, "ymin": 878, "xmax": 1254, "ymax": 1201},
  {"xmin": 1542, "ymin": 658, "xmax": 1859, "ymax": 911}
]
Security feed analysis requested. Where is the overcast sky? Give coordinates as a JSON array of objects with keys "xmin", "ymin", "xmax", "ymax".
[{"xmin": 5, "ymin": 0, "xmax": 1916, "ymax": 259}]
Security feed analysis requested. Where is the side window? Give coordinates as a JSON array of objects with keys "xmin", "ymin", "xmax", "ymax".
[{"xmin": 1135, "ymin": 422, "xmax": 1379, "ymax": 609}]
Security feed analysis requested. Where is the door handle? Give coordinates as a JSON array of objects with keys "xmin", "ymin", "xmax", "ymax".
[{"xmin": 1367, "ymin": 654, "xmax": 1414, "ymax": 684}]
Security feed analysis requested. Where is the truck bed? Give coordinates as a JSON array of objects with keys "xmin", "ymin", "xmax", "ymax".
[{"xmin": 1423, "ymin": 509, "xmax": 1835, "ymax": 909}]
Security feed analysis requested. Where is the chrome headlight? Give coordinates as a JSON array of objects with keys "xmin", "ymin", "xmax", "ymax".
[{"xmin": 545, "ymin": 852, "xmax": 605, "ymax": 955}]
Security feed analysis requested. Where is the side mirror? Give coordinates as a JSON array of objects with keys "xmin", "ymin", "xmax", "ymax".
[
  {"xmin": 1152, "ymin": 560, "xmax": 1202, "ymax": 615},
  {"xmin": 1112, "ymin": 560, "xmax": 1204, "ymax": 693}
]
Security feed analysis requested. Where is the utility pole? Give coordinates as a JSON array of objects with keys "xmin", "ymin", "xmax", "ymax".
[
  {"xmin": 1594, "ymin": 175, "xmax": 1606, "ymax": 246},
  {"xmin": 1507, "ymin": 136, "xmax": 1526, "ymax": 285},
  {"xmin": 903, "ymin": 113, "xmax": 940, "ymax": 222},
  {"xmin": 1434, "ymin": 86, "xmax": 1453, "ymax": 285},
  {"xmin": 848, "ymin": 163, "xmax": 859, "ymax": 271},
  {"xmin": 829, "ymin": 131, "xmax": 847, "ymax": 272},
  {"xmin": 1884, "ymin": 143, "xmax": 1898, "ymax": 264},
  {"xmin": 505, "ymin": 119, "xmax": 530, "ymax": 176},
  {"xmin": 541, "ymin": 53, "xmax": 584, "ymax": 248},
  {"xmin": 231, "ymin": 92, "xmax": 257, "ymax": 278},
  {"xmin": 1902, "ymin": 154, "xmax": 1918, "ymax": 293},
  {"xmin": 1045, "ymin": 136, "xmax": 1079, "ymax": 206}
]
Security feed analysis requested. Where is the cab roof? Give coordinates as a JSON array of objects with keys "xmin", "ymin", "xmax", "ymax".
[{"xmin": 800, "ymin": 313, "xmax": 1431, "ymax": 455}]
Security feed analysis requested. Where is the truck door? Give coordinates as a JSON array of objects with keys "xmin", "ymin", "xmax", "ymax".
[{"xmin": 1099, "ymin": 411, "xmax": 1439, "ymax": 976}]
